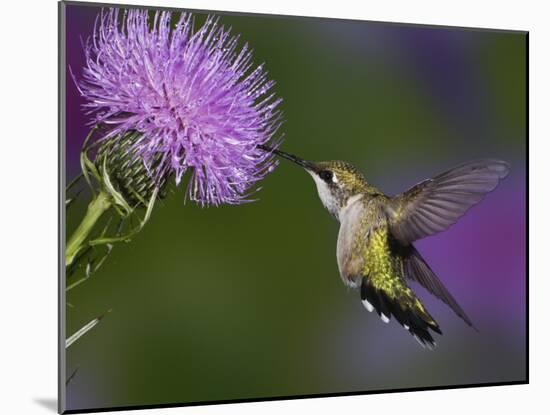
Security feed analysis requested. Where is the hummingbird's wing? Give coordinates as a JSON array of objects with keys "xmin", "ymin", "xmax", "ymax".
[
  {"xmin": 386, "ymin": 159, "xmax": 510, "ymax": 244},
  {"xmin": 404, "ymin": 245, "xmax": 474, "ymax": 328}
]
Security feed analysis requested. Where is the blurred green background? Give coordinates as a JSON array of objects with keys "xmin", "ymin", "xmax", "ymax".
[{"xmin": 65, "ymin": 4, "xmax": 526, "ymax": 411}]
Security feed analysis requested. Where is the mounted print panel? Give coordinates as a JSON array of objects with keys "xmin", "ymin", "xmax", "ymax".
[{"xmin": 59, "ymin": 1, "xmax": 527, "ymax": 413}]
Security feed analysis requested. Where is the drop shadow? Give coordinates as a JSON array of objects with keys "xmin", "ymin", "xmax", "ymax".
[{"xmin": 34, "ymin": 398, "xmax": 57, "ymax": 413}]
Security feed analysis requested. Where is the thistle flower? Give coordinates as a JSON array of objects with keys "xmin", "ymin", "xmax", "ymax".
[
  {"xmin": 74, "ymin": 8, "xmax": 283, "ymax": 206},
  {"xmin": 94, "ymin": 131, "xmax": 168, "ymax": 205}
]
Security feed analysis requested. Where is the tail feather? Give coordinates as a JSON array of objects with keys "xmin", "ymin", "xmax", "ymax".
[{"xmin": 360, "ymin": 277, "xmax": 441, "ymax": 349}]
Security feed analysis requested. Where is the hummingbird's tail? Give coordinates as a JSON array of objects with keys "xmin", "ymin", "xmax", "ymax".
[{"xmin": 360, "ymin": 276, "xmax": 442, "ymax": 349}]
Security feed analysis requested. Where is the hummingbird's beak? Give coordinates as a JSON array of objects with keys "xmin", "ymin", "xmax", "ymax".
[{"xmin": 258, "ymin": 144, "xmax": 314, "ymax": 170}]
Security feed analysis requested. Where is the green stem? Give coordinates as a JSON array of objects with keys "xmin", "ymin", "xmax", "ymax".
[{"xmin": 66, "ymin": 190, "xmax": 111, "ymax": 267}]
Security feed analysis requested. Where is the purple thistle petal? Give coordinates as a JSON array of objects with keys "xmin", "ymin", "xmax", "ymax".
[{"xmin": 74, "ymin": 8, "xmax": 284, "ymax": 206}]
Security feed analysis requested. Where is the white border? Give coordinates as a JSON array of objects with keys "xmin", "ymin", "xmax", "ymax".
[{"xmin": 2, "ymin": 0, "xmax": 544, "ymax": 414}]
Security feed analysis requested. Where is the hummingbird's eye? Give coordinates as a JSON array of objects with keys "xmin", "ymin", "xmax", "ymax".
[{"xmin": 319, "ymin": 170, "xmax": 333, "ymax": 183}]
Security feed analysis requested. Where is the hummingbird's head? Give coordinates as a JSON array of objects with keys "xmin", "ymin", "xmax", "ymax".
[
  {"xmin": 305, "ymin": 160, "xmax": 371, "ymax": 219},
  {"xmin": 262, "ymin": 145, "xmax": 371, "ymax": 220}
]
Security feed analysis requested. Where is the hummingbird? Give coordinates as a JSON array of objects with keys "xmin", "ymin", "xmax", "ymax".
[{"xmin": 262, "ymin": 145, "xmax": 509, "ymax": 348}]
